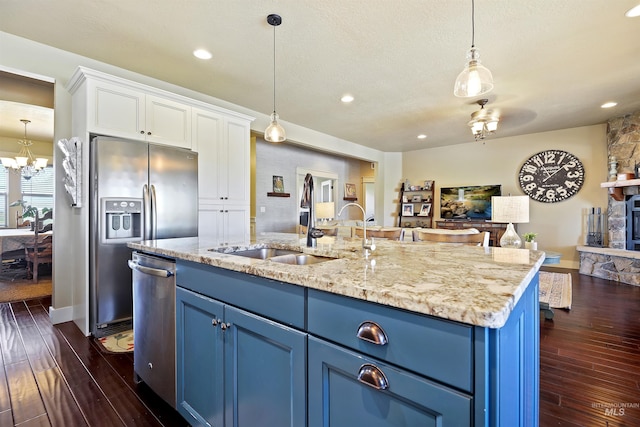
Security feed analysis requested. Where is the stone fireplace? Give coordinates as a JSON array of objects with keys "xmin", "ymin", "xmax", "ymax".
[{"xmin": 578, "ymin": 110, "xmax": 640, "ymax": 286}]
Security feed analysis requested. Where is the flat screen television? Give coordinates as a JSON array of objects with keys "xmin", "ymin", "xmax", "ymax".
[{"xmin": 440, "ymin": 184, "xmax": 501, "ymax": 220}]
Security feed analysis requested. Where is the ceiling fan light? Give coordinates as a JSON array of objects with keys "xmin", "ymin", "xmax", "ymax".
[
  {"xmin": 265, "ymin": 112, "xmax": 286, "ymax": 143},
  {"xmin": 486, "ymin": 119, "xmax": 499, "ymax": 132},
  {"xmin": 471, "ymin": 121, "xmax": 484, "ymax": 134}
]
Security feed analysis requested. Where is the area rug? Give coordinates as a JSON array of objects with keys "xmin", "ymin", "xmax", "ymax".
[
  {"xmin": 0, "ymin": 278, "xmax": 52, "ymax": 303},
  {"xmin": 96, "ymin": 330, "xmax": 134, "ymax": 353},
  {"xmin": 539, "ymin": 271, "xmax": 572, "ymax": 310}
]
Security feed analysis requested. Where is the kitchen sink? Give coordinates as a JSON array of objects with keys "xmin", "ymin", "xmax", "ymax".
[
  {"xmin": 213, "ymin": 247, "xmax": 336, "ymax": 265},
  {"xmin": 213, "ymin": 248, "xmax": 302, "ymax": 260},
  {"xmin": 269, "ymin": 254, "xmax": 335, "ymax": 265}
]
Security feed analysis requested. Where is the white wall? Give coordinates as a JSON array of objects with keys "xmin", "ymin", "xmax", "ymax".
[{"xmin": 402, "ymin": 125, "xmax": 609, "ymax": 268}]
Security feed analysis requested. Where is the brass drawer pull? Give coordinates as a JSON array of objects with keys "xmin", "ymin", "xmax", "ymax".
[
  {"xmin": 356, "ymin": 321, "xmax": 388, "ymax": 345},
  {"xmin": 357, "ymin": 364, "xmax": 389, "ymax": 390}
]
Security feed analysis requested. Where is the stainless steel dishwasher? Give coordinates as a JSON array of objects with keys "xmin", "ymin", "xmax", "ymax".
[{"xmin": 128, "ymin": 251, "xmax": 176, "ymax": 408}]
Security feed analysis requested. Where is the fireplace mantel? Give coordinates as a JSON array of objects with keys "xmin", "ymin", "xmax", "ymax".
[{"xmin": 600, "ymin": 179, "xmax": 640, "ymax": 201}]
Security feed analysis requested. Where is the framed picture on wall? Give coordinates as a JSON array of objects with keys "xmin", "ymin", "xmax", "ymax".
[
  {"xmin": 273, "ymin": 175, "xmax": 285, "ymax": 193},
  {"xmin": 344, "ymin": 183, "xmax": 357, "ymax": 200}
]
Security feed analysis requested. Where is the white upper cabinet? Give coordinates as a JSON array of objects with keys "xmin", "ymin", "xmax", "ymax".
[
  {"xmin": 88, "ymin": 81, "xmax": 191, "ymax": 149},
  {"xmin": 193, "ymin": 107, "xmax": 250, "ymax": 205}
]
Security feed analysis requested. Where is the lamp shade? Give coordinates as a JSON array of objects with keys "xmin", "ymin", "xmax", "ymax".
[
  {"xmin": 315, "ymin": 202, "xmax": 335, "ymax": 220},
  {"xmin": 491, "ymin": 196, "xmax": 529, "ymax": 224}
]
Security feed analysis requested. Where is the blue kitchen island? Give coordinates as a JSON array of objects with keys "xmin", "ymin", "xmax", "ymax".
[{"xmin": 129, "ymin": 233, "xmax": 543, "ymax": 427}]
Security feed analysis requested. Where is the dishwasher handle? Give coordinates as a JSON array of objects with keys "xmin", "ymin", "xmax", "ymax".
[{"xmin": 128, "ymin": 260, "xmax": 174, "ymax": 278}]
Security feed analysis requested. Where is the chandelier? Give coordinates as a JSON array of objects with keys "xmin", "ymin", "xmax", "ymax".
[
  {"xmin": 468, "ymin": 99, "xmax": 499, "ymax": 141},
  {"xmin": 1, "ymin": 119, "xmax": 48, "ymax": 180}
]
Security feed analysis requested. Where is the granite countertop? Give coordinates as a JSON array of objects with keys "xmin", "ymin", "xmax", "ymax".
[{"xmin": 129, "ymin": 232, "xmax": 545, "ymax": 328}]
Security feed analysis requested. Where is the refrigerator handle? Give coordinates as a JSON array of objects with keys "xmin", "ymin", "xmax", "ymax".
[
  {"xmin": 150, "ymin": 184, "xmax": 157, "ymax": 240},
  {"xmin": 143, "ymin": 184, "xmax": 151, "ymax": 240}
]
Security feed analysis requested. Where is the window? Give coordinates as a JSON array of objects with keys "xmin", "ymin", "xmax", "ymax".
[
  {"xmin": 0, "ymin": 166, "xmax": 8, "ymax": 227},
  {"xmin": 21, "ymin": 166, "xmax": 54, "ymax": 213}
]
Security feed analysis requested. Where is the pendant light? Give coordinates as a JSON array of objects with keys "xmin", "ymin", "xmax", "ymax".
[
  {"xmin": 453, "ymin": 0, "xmax": 494, "ymax": 98},
  {"xmin": 264, "ymin": 14, "xmax": 286, "ymax": 143}
]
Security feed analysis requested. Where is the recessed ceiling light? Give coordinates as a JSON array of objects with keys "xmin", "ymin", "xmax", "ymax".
[
  {"xmin": 625, "ymin": 4, "xmax": 640, "ymax": 17},
  {"xmin": 601, "ymin": 102, "xmax": 617, "ymax": 109},
  {"xmin": 340, "ymin": 94, "xmax": 354, "ymax": 103},
  {"xmin": 193, "ymin": 49, "xmax": 212, "ymax": 60},
  {"xmin": 417, "ymin": 134, "xmax": 427, "ymax": 139}
]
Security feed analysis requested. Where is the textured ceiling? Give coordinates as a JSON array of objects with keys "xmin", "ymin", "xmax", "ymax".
[{"xmin": 1, "ymin": 0, "xmax": 639, "ymax": 152}]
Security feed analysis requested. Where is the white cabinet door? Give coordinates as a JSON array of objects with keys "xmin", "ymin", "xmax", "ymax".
[
  {"xmin": 223, "ymin": 117, "xmax": 250, "ymax": 205},
  {"xmin": 198, "ymin": 205, "xmax": 249, "ymax": 245},
  {"xmin": 223, "ymin": 204, "xmax": 250, "ymax": 244},
  {"xmin": 91, "ymin": 81, "xmax": 145, "ymax": 139},
  {"xmin": 193, "ymin": 108, "xmax": 223, "ymax": 200},
  {"xmin": 198, "ymin": 209, "xmax": 224, "ymax": 241},
  {"xmin": 145, "ymin": 95, "xmax": 191, "ymax": 149}
]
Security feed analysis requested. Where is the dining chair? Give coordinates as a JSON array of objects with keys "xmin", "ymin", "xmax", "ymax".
[
  {"xmin": 354, "ymin": 227, "xmax": 404, "ymax": 241},
  {"xmin": 23, "ymin": 210, "xmax": 54, "ymax": 282}
]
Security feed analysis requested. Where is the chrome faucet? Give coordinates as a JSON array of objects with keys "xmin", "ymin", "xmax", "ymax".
[
  {"xmin": 300, "ymin": 173, "xmax": 324, "ymax": 247},
  {"xmin": 338, "ymin": 202, "xmax": 376, "ymax": 252}
]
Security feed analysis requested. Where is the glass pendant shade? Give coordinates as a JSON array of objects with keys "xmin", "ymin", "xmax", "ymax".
[
  {"xmin": 265, "ymin": 112, "xmax": 286, "ymax": 143},
  {"xmin": 454, "ymin": 47, "xmax": 494, "ymax": 98}
]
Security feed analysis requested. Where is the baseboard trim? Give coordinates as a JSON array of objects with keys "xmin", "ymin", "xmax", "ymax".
[{"xmin": 49, "ymin": 305, "xmax": 73, "ymax": 324}]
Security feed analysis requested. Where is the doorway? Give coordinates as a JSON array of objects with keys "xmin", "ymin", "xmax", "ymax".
[{"xmin": 0, "ymin": 67, "xmax": 55, "ymax": 301}]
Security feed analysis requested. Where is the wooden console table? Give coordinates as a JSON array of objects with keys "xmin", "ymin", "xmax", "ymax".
[{"xmin": 435, "ymin": 220, "xmax": 508, "ymax": 247}]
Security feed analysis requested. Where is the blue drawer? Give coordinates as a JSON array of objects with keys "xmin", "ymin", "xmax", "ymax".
[
  {"xmin": 177, "ymin": 260, "xmax": 305, "ymax": 329},
  {"xmin": 308, "ymin": 289, "xmax": 473, "ymax": 392}
]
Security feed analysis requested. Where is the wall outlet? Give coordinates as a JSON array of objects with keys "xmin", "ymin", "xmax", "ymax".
[{"xmin": 260, "ymin": 206, "xmax": 266, "ymax": 213}]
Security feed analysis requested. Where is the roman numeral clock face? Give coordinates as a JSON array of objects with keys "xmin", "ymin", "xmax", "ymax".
[{"xmin": 518, "ymin": 150, "xmax": 585, "ymax": 203}]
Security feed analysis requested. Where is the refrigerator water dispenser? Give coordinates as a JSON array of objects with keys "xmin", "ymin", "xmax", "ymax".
[{"xmin": 102, "ymin": 198, "xmax": 143, "ymax": 243}]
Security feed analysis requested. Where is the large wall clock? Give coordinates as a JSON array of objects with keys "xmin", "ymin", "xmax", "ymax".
[{"xmin": 518, "ymin": 150, "xmax": 585, "ymax": 203}]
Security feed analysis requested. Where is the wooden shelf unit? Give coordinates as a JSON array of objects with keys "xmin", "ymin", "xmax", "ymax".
[{"xmin": 398, "ymin": 181, "xmax": 434, "ymax": 228}]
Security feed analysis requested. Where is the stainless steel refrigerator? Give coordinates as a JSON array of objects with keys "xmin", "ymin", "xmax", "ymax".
[{"xmin": 90, "ymin": 136, "xmax": 197, "ymax": 337}]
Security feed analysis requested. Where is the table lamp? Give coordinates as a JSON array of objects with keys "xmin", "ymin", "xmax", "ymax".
[
  {"xmin": 491, "ymin": 195, "xmax": 529, "ymax": 248},
  {"xmin": 315, "ymin": 202, "xmax": 335, "ymax": 225}
]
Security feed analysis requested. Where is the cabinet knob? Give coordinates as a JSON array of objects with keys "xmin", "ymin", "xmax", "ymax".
[
  {"xmin": 147, "ymin": 131, "xmax": 152, "ymax": 135},
  {"xmin": 148, "ymin": 362, "xmax": 153, "ymax": 370},
  {"xmin": 357, "ymin": 364, "xmax": 389, "ymax": 390},
  {"xmin": 356, "ymin": 321, "xmax": 388, "ymax": 345},
  {"xmin": 140, "ymin": 130, "xmax": 145, "ymax": 134},
  {"xmin": 220, "ymin": 322, "xmax": 231, "ymax": 330},
  {"xmin": 212, "ymin": 319, "xmax": 219, "ymax": 327},
  {"xmin": 224, "ymin": 210, "xmax": 228, "ymax": 213}
]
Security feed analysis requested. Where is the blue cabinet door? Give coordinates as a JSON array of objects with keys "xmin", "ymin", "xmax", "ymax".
[
  {"xmin": 224, "ymin": 306, "xmax": 307, "ymax": 427},
  {"xmin": 176, "ymin": 287, "xmax": 224, "ymax": 427},
  {"xmin": 308, "ymin": 336, "xmax": 472, "ymax": 427}
]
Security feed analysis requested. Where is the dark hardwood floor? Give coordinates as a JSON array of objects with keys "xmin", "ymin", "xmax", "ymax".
[
  {"xmin": 540, "ymin": 267, "xmax": 640, "ymax": 427},
  {"xmin": 0, "ymin": 297, "xmax": 188, "ymax": 427},
  {"xmin": 0, "ymin": 270, "xmax": 638, "ymax": 426}
]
